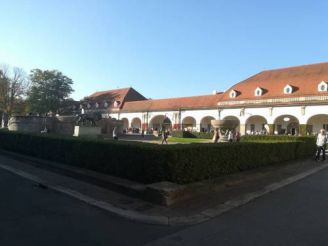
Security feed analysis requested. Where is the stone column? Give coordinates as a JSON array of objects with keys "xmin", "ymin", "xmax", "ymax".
[
  {"xmin": 239, "ymin": 124, "xmax": 246, "ymax": 135},
  {"xmin": 142, "ymin": 123, "xmax": 148, "ymax": 131},
  {"xmin": 1, "ymin": 112, "xmax": 8, "ymax": 128},
  {"xmin": 173, "ymin": 123, "xmax": 180, "ymax": 130},
  {"xmin": 267, "ymin": 124, "xmax": 275, "ymax": 135},
  {"xmin": 299, "ymin": 124, "xmax": 308, "ymax": 136},
  {"xmin": 212, "ymin": 128, "xmax": 219, "ymax": 143},
  {"xmin": 142, "ymin": 112, "xmax": 149, "ymax": 131}
]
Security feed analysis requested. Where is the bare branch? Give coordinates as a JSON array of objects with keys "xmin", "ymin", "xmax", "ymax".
[{"xmin": 0, "ymin": 65, "xmax": 29, "ymax": 116}]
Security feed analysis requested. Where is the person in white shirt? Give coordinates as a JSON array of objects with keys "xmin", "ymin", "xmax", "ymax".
[
  {"xmin": 113, "ymin": 126, "xmax": 118, "ymax": 140},
  {"xmin": 228, "ymin": 130, "xmax": 233, "ymax": 142},
  {"xmin": 315, "ymin": 129, "xmax": 327, "ymax": 161}
]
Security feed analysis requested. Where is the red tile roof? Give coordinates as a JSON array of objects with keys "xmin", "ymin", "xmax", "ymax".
[
  {"xmin": 87, "ymin": 87, "xmax": 146, "ymax": 109},
  {"xmin": 86, "ymin": 62, "xmax": 328, "ymax": 112},
  {"xmin": 89, "ymin": 88, "xmax": 130, "ymax": 99},
  {"xmin": 120, "ymin": 93, "xmax": 223, "ymax": 112},
  {"xmin": 220, "ymin": 62, "xmax": 328, "ymax": 101}
]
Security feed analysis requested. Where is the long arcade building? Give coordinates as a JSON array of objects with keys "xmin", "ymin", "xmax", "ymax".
[{"xmin": 83, "ymin": 62, "xmax": 328, "ymax": 136}]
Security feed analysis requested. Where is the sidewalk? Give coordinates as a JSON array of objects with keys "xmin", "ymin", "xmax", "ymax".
[{"xmin": 0, "ymin": 151, "xmax": 326, "ymax": 226}]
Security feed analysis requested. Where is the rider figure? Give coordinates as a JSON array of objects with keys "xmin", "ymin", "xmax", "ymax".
[
  {"xmin": 80, "ymin": 105, "xmax": 85, "ymax": 115},
  {"xmin": 76, "ymin": 105, "xmax": 86, "ymax": 126}
]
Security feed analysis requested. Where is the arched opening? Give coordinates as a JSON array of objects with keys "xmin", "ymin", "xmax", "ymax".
[
  {"xmin": 163, "ymin": 117, "xmax": 172, "ymax": 130},
  {"xmin": 121, "ymin": 118, "xmax": 129, "ymax": 133},
  {"xmin": 131, "ymin": 118, "xmax": 142, "ymax": 133},
  {"xmin": 245, "ymin": 115, "xmax": 268, "ymax": 135},
  {"xmin": 274, "ymin": 115, "xmax": 299, "ymax": 135},
  {"xmin": 307, "ymin": 114, "xmax": 328, "ymax": 135},
  {"xmin": 149, "ymin": 115, "xmax": 172, "ymax": 131},
  {"xmin": 182, "ymin": 116, "xmax": 196, "ymax": 131},
  {"xmin": 200, "ymin": 116, "xmax": 215, "ymax": 133},
  {"xmin": 222, "ymin": 116, "xmax": 240, "ymax": 132}
]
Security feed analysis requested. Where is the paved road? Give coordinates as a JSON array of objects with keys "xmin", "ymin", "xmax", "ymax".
[
  {"xmin": 2, "ymin": 162, "xmax": 328, "ymax": 246},
  {"xmin": 147, "ymin": 165, "xmax": 328, "ymax": 246},
  {"xmin": 0, "ymin": 169, "xmax": 181, "ymax": 246}
]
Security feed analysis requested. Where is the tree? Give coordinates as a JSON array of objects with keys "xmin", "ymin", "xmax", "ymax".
[
  {"xmin": 28, "ymin": 69, "xmax": 74, "ymax": 114},
  {"xmin": 0, "ymin": 66, "xmax": 29, "ymax": 126}
]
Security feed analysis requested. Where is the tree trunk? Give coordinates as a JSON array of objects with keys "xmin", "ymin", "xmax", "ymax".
[{"xmin": 1, "ymin": 112, "xmax": 8, "ymax": 128}]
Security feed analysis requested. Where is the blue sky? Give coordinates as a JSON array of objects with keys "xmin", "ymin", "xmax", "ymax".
[{"xmin": 0, "ymin": 0, "xmax": 328, "ymax": 100}]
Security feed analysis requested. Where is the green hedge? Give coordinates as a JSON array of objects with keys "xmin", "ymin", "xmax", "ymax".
[
  {"xmin": 171, "ymin": 130, "xmax": 214, "ymax": 139},
  {"xmin": 0, "ymin": 131, "xmax": 316, "ymax": 184},
  {"xmin": 241, "ymin": 135, "xmax": 316, "ymax": 144}
]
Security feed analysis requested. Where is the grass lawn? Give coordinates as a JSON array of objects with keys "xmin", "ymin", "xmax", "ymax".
[{"xmin": 167, "ymin": 137, "xmax": 211, "ymax": 143}]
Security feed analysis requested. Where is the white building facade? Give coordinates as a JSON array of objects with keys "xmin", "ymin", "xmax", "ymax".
[{"xmin": 87, "ymin": 62, "xmax": 328, "ymax": 136}]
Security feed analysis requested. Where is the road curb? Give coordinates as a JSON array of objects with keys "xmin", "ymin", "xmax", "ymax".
[
  {"xmin": 0, "ymin": 163, "xmax": 170, "ymax": 225},
  {"xmin": 0, "ymin": 160, "xmax": 327, "ymax": 226}
]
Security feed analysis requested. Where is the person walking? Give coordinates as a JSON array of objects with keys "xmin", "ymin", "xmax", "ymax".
[
  {"xmin": 113, "ymin": 126, "xmax": 118, "ymax": 140},
  {"xmin": 236, "ymin": 131, "xmax": 241, "ymax": 142},
  {"xmin": 228, "ymin": 130, "xmax": 233, "ymax": 142},
  {"xmin": 315, "ymin": 129, "xmax": 327, "ymax": 161},
  {"xmin": 161, "ymin": 129, "xmax": 168, "ymax": 144}
]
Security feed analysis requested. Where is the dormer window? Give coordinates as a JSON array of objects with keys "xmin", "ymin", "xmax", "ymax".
[
  {"xmin": 114, "ymin": 100, "xmax": 121, "ymax": 107},
  {"xmin": 104, "ymin": 101, "xmax": 108, "ymax": 108},
  {"xmin": 283, "ymin": 84, "xmax": 293, "ymax": 94},
  {"xmin": 318, "ymin": 81, "xmax": 328, "ymax": 92},
  {"xmin": 229, "ymin": 90, "xmax": 237, "ymax": 98},
  {"xmin": 255, "ymin": 87, "xmax": 263, "ymax": 97},
  {"xmin": 95, "ymin": 102, "xmax": 99, "ymax": 108}
]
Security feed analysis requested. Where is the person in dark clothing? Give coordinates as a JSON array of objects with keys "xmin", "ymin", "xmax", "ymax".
[{"xmin": 161, "ymin": 130, "xmax": 168, "ymax": 144}]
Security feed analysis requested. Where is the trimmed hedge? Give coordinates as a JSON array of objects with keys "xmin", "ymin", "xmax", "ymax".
[
  {"xmin": 0, "ymin": 131, "xmax": 316, "ymax": 184},
  {"xmin": 241, "ymin": 135, "xmax": 316, "ymax": 144},
  {"xmin": 171, "ymin": 130, "xmax": 214, "ymax": 139}
]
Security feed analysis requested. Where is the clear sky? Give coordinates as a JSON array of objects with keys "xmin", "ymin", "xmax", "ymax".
[{"xmin": 1, "ymin": 0, "xmax": 328, "ymax": 100}]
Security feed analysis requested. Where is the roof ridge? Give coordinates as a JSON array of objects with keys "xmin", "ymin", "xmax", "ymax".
[
  {"xmin": 261, "ymin": 61, "xmax": 328, "ymax": 73},
  {"xmin": 123, "ymin": 93, "xmax": 223, "ymax": 103},
  {"xmin": 89, "ymin": 87, "xmax": 132, "ymax": 97}
]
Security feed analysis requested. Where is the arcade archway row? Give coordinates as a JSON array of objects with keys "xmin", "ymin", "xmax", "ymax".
[{"xmin": 121, "ymin": 114, "xmax": 328, "ymax": 135}]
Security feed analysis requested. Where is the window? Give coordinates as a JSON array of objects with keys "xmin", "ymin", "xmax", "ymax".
[
  {"xmin": 255, "ymin": 87, "xmax": 263, "ymax": 97},
  {"xmin": 229, "ymin": 90, "xmax": 237, "ymax": 98},
  {"xmin": 318, "ymin": 81, "xmax": 328, "ymax": 92},
  {"xmin": 114, "ymin": 101, "xmax": 121, "ymax": 107},
  {"xmin": 283, "ymin": 85, "xmax": 293, "ymax": 94}
]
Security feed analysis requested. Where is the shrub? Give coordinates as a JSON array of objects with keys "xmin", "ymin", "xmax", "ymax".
[
  {"xmin": 171, "ymin": 130, "xmax": 214, "ymax": 139},
  {"xmin": 241, "ymin": 135, "xmax": 315, "ymax": 144},
  {"xmin": 170, "ymin": 130, "xmax": 184, "ymax": 138},
  {"xmin": 0, "ymin": 131, "xmax": 316, "ymax": 184}
]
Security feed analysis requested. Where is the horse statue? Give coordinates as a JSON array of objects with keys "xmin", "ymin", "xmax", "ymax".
[{"xmin": 76, "ymin": 112, "xmax": 102, "ymax": 126}]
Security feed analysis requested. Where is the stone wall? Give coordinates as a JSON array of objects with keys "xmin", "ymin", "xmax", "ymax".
[
  {"xmin": 53, "ymin": 116, "xmax": 76, "ymax": 135},
  {"xmin": 7, "ymin": 115, "xmax": 123, "ymax": 136},
  {"xmin": 8, "ymin": 116, "xmax": 55, "ymax": 133}
]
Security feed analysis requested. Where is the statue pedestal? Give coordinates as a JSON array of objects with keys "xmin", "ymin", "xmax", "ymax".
[
  {"xmin": 219, "ymin": 135, "xmax": 229, "ymax": 142},
  {"xmin": 73, "ymin": 126, "xmax": 101, "ymax": 138}
]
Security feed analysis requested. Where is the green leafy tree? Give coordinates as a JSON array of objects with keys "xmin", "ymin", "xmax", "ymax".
[{"xmin": 28, "ymin": 69, "xmax": 74, "ymax": 114}]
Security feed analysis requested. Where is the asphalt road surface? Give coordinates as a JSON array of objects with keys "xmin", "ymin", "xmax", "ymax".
[
  {"xmin": 2, "ymin": 162, "xmax": 328, "ymax": 246},
  {"xmin": 0, "ymin": 169, "xmax": 181, "ymax": 246},
  {"xmin": 147, "ymin": 165, "xmax": 328, "ymax": 246}
]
